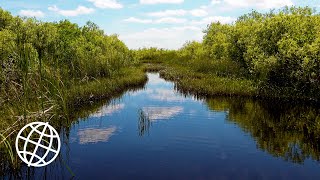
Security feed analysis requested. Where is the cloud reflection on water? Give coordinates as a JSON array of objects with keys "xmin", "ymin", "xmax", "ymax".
[
  {"xmin": 149, "ymin": 89, "xmax": 186, "ymax": 102},
  {"xmin": 130, "ymin": 88, "xmax": 186, "ymax": 102},
  {"xmin": 147, "ymin": 73, "xmax": 167, "ymax": 85},
  {"xmin": 90, "ymin": 103, "xmax": 125, "ymax": 118},
  {"xmin": 142, "ymin": 106, "xmax": 183, "ymax": 121},
  {"xmin": 77, "ymin": 126, "xmax": 117, "ymax": 144}
]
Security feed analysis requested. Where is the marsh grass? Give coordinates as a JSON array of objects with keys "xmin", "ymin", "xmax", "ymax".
[
  {"xmin": 138, "ymin": 109, "xmax": 152, "ymax": 137},
  {"xmin": 0, "ymin": 66, "xmax": 147, "ymax": 174},
  {"xmin": 66, "ymin": 67, "xmax": 147, "ymax": 110},
  {"xmin": 156, "ymin": 64, "xmax": 257, "ymax": 97},
  {"xmin": 142, "ymin": 63, "xmax": 165, "ymax": 72}
]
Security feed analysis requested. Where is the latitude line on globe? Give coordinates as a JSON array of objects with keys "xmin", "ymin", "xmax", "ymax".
[
  {"xmin": 29, "ymin": 125, "xmax": 59, "ymax": 138},
  {"xmin": 18, "ymin": 136, "xmax": 58, "ymax": 153},
  {"xmin": 28, "ymin": 122, "xmax": 49, "ymax": 166},
  {"xmin": 17, "ymin": 151, "xmax": 47, "ymax": 164}
]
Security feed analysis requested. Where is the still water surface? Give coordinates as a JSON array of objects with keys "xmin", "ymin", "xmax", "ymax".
[{"xmin": 19, "ymin": 73, "xmax": 320, "ymax": 179}]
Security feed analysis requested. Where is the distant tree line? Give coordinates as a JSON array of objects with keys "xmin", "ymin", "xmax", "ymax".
[{"xmin": 135, "ymin": 7, "xmax": 320, "ymax": 99}]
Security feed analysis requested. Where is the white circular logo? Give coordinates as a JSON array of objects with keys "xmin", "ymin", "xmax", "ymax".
[{"xmin": 15, "ymin": 122, "xmax": 61, "ymax": 167}]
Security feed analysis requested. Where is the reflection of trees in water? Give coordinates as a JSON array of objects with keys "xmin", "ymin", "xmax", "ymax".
[
  {"xmin": 0, "ymin": 128, "xmax": 73, "ymax": 179},
  {"xmin": 138, "ymin": 109, "xmax": 152, "ymax": 137},
  {"xmin": 0, "ymin": 77, "xmax": 147, "ymax": 178},
  {"xmin": 206, "ymin": 97, "xmax": 320, "ymax": 164}
]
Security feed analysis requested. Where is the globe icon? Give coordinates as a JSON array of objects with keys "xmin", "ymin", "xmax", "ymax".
[{"xmin": 15, "ymin": 122, "xmax": 61, "ymax": 167}]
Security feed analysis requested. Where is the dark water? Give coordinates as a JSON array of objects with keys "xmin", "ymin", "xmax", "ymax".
[{"xmin": 12, "ymin": 73, "xmax": 320, "ymax": 179}]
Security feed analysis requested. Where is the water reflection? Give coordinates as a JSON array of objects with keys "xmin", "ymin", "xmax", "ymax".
[
  {"xmin": 138, "ymin": 109, "xmax": 152, "ymax": 137},
  {"xmin": 3, "ymin": 73, "xmax": 320, "ymax": 179},
  {"xmin": 90, "ymin": 104, "xmax": 125, "ymax": 118},
  {"xmin": 204, "ymin": 97, "xmax": 320, "ymax": 164},
  {"xmin": 147, "ymin": 73, "xmax": 167, "ymax": 85},
  {"xmin": 77, "ymin": 126, "xmax": 117, "ymax": 144},
  {"xmin": 142, "ymin": 106, "xmax": 183, "ymax": 121},
  {"xmin": 149, "ymin": 89, "xmax": 186, "ymax": 102}
]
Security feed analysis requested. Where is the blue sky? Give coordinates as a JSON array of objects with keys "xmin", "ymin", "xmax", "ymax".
[{"xmin": 0, "ymin": 0, "xmax": 319, "ymax": 49}]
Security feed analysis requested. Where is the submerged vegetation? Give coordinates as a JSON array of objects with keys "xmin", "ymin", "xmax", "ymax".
[{"xmin": 136, "ymin": 7, "xmax": 320, "ymax": 101}]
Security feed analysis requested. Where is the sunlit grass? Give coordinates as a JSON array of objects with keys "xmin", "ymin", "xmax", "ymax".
[{"xmin": 159, "ymin": 64, "xmax": 257, "ymax": 97}]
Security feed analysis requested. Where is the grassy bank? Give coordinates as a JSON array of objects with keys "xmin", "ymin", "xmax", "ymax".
[
  {"xmin": 143, "ymin": 62, "xmax": 320, "ymax": 102},
  {"xmin": 0, "ymin": 8, "xmax": 150, "ymax": 172},
  {"xmin": 142, "ymin": 62, "xmax": 320, "ymax": 102},
  {"xmin": 0, "ymin": 66, "xmax": 147, "ymax": 172},
  {"xmin": 66, "ymin": 67, "xmax": 147, "ymax": 116},
  {"xmin": 0, "ymin": 66, "xmax": 147, "ymax": 130},
  {"xmin": 141, "ymin": 63, "xmax": 257, "ymax": 97},
  {"xmin": 160, "ymin": 66, "xmax": 257, "ymax": 97}
]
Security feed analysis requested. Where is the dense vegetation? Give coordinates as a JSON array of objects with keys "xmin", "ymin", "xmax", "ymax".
[
  {"xmin": 1, "ymin": 5, "xmax": 320, "ymax": 174},
  {"xmin": 0, "ymin": 8, "xmax": 146, "ymax": 170},
  {"xmin": 136, "ymin": 7, "xmax": 320, "ymax": 100},
  {"xmin": 0, "ymin": 8, "xmax": 146, "ymax": 121}
]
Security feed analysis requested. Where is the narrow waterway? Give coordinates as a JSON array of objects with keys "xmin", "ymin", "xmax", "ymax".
[{"xmin": 15, "ymin": 73, "xmax": 320, "ymax": 179}]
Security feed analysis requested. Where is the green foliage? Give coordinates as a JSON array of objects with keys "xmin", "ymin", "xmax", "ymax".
[
  {"xmin": 136, "ymin": 6, "xmax": 320, "ymax": 100},
  {"xmin": 0, "ymin": 8, "xmax": 148, "ymax": 170},
  {"xmin": 203, "ymin": 23, "xmax": 232, "ymax": 60},
  {"xmin": 0, "ymin": 7, "xmax": 136, "ymax": 123},
  {"xmin": 134, "ymin": 47, "xmax": 177, "ymax": 64}
]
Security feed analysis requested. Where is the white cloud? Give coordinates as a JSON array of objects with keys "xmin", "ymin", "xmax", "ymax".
[
  {"xmin": 148, "ymin": 9, "xmax": 187, "ymax": 17},
  {"xmin": 211, "ymin": 0, "xmax": 222, "ymax": 5},
  {"xmin": 223, "ymin": 0, "xmax": 293, "ymax": 9},
  {"xmin": 190, "ymin": 9, "xmax": 208, "ymax": 17},
  {"xmin": 48, "ymin": 5, "xmax": 94, "ymax": 17},
  {"xmin": 19, "ymin": 10, "xmax": 45, "ymax": 17},
  {"xmin": 155, "ymin": 17, "xmax": 187, "ymax": 24},
  {"xmin": 140, "ymin": 0, "xmax": 184, "ymax": 5},
  {"xmin": 147, "ymin": 8, "xmax": 208, "ymax": 17},
  {"xmin": 120, "ymin": 26, "xmax": 202, "ymax": 49},
  {"xmin": 87, "ymin": 0, "xmax": 123, "ymax": 9},
  {"xmin": 124, "ymin": 17, "xmax": 153, "ymax": 23},
  {"xmin": 191, "ymin": 16, "xmax": 236, "ymax": 25},
  {"xmin": 124, "ymin": 17, "xmax": 187, "ymax": 24},
  {"xmin": 121, "ymin": 0, "xmax": 291, "ymax": 50}
]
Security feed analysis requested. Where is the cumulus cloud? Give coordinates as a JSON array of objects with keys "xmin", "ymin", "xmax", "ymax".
[
  {"xmin": 155, "ymin": 17, "xmax": 187, "ymax": 24},
  {"xmin": 211, "ymin": 0, "xmax": 222, "ymax": 5},
  {"xmin": 223, "ymin": 0, "xmax": 293, "ymax": 9},
  {"xmin": 120, "ymin": 26, "xmax": 202, "ymax": 49},
  {"xmin": 124, "ymin": 17, "xmax": 153, "ymax": 23},
  {"xmin": 140, "ymin": 0, "xmax": 184, "ymax": 5},
  {"xmin": 190, "ymin": 9, "xmax": 208, "ymax": 17},
  {"xmin": 147, "ymin": 8, "xmax": 208, "ymax": 17},
  {"xmin": 191, "ymin": 16, "xmax": 236, "ymax": 25},
  {"xmin": 48, "ymin": 5, "xmax": 94, "ymax": 17},
  {"xmin": 147, "ymin": 9, "xmax": 187, "ymax": 17},
  {"xmin": 19, "ymin": 10, "xmax": 45, "ymax": 17},
  {"xmin": 122, "ymin": 0, "xmax": 290, "ymax": 50},
  {"xmin": 124, "ymin": 17, "xmax": 187, "ymax": 24},
  {"xmin": 87, "ymin": 0, "xmax": 123, "ymax": 9}
]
